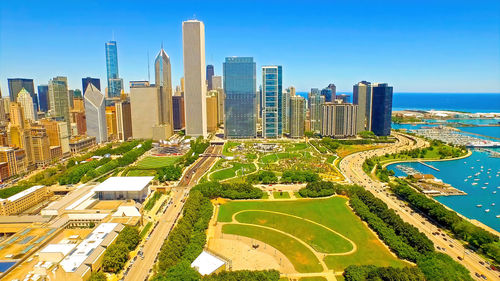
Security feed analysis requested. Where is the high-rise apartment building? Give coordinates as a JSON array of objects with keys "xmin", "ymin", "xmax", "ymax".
[
  {"xmin": 309, "ymin": 91, "xmax": 325, "ymax": 133},
  {"xmin": 182, "ymin": 20, "xmax": 207, "ymax": 137},
  {"xmin": 40, "ymin": 119, "xmax": 70, "ymax": 155},
  {"xmin": 172, "ymin": 95, "xmax": 185, "ymax": 131},
  {"xmin": 371, "ymin": 83, "xmax": 393, "ymax": 136},
  {"xmin": 7, "ymin": 78, "xmax": 38, "ymax": 111},
  {"xmin": 321, "ymin": 103, "xmax": 358, "ymax": 138},
  {"xmin": 84, "ymin": 84, "xmax": 107, "ymax": 143},
  {"xmin": 206, "ymin": 64, "xmax": 214, "ymax": 91},
  {"xmin": 336, "ymin": 94, "xmax": 350, "ymax": 103},
  {"xmin": 30, "ymin": 125, "xmax": 51, "ymax": 167},
  {"xmin": 289, "ymin": 96, "xmax": 305, "ymax": 138},
  {"xmin": 37, "ymin": 85, "xmax": 49, "ymax": 112},
  {"xmin": 105, "ymin": 41, "xmax": 124, "ymax": 98},
  {"xmin": 223, "ymin": 57, "xmax": 256, "ymax": 139},
  {"xmin": 130, "ymin": 82, "xmax": 168, "ymax": 140},
  {"xmin": 262, "ymin": 65, "xmax": 283, "ymax": 138},
  {"xmin": 115, "ymin": 101, "xmax": 132, "ymax": 141},
  {"xmin": 48, "ymin": 76, "xmax": 71, "ymax": 134},
  {"xmin": 17, "ymin": 89, "xmax": 37, "ymax": 121},
  {"xmin": 353, "ymin": 81, "xmax": 372, "ymax": 132},
  {"xmin": 155, "ymin": 48, "xmax": 174, "ymax": 138},
  {"xmin": 106, "ymin": 106, "xmax": 117, "ymax": 140},
  {"xmin": 283, "ymin": 89, "xmax": 291, "ymax": 133},
  {"xmin": 206, "ymin": 94, "xmax": 218, "ymax": 133},
  {"xmin": 82, "ymin": 77, "xmax": 101, "ymax": 94},
  {"xmin": 212, "ymin": 75, "xmax": 222, "ymax": 90}
]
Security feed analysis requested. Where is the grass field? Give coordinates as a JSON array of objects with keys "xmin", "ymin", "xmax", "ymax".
[
  {"xmin": 210, "ymin": 162, "xmax": 256, "ymax": 181},
  {"xmin": 285, "ymin": 143, "xmax": 308, "ymax": 152},
  {"xmin": 223, "ymin": 142, "xmax": 241, "ymax": 156},
  {"xmin": 136, "ymin": 156, "xmax": 180, "ymax": 169},
  {"xmin": 273, "ymin": 191, "xmax": 291, "ymax": 199},
  {"xmin": 260, "ymin": 152, "xmax": 302, "ymax": 164},
  {"xmin": 140, "ymin": 221, "xmax": 152, "ymax": 238},
  {"xmin": 218, "ymin": 197, "xmax": 406, "ymax": 272},
  {"xmin": 126, "ymin": 169, "xmax": 157, "ymax": 177},
  {"xmin": 300, "ymin": 277, "xmax": 327, "ymax": 281}
]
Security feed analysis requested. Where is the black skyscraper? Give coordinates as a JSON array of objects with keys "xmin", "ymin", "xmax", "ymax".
[
  {"xmin": 206, "ymin": 65, "xmax": 214, "ymax": 91},
  {"xmin": 82, "ymin": 77, "xmax": 101, "ymax": 94},
  {"xmin": 37, "ymin": 85, "xmax": 49, "ymax": 112},
  {"xmin": 371, "ymin": 83, "xmax": 393, "ymax": 136},
  {"xmin": 8, "ymin": 78, "xmax": 38, "ymax": 111}
]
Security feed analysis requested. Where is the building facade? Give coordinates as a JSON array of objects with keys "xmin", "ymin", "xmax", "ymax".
[
  {"xmin": 309, "ymin": 91, "xmax": 325, "ymax": 133},
  {"xmin": 17, "ymin": 88, "xmax": 37, "ymax": 121},
  {"xmin": 289, "ymin": 96, "xmax": 305, "ymax": 138},
  {"xmin": 206, "ymin": 94, "xmax": 218, "ymax": 133},
  {"xmin": 48, "ymin": 76, "xmax": 71, "ymax": 134},
  {"xmin": 115, "ymin": 101, "xmax": 132, "ymax": 141},
  {"xmin": 172, "ymin": 95, "xmax": 185, "ymax": 130},
  {"xmin": 37, "ymin": 85, "xmax": 49, "ymax": 112},
  {"xmin": 370, "ymin": 83, "xmax": 393, "ymax": 136},
  {"xmin": 84, "ymin": 84, "xmax": 107, "ymax": 143},
  {"xmin": 262, "ymin": 66, "xmax": 282, "ymax": 138},
  {"xmin": 223, "ymin": 57, "xmax": 256, "ymax": 139},
  {"xmin": 8, "ymin": 78, "xmax": 38, "ymax": 111},
  {"xmin": 182, "ymin": 20, "xmax": 207, "ymax": 137},
  {"xmin": 155, "ymin": 48, "xmax": 174, "ymax": 139},
  {"xmin": 321, "ymin": 103, "xmax": 358, "ymax": 138},
  {"xmin": 105, "ymin": 41, "xmax": 123, "ymax": 98},
  {"xmin": 353, "ymin": 81, "xmax": 372, "ymax": 133}
]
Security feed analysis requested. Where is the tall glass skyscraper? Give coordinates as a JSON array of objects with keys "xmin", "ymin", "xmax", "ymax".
[
  {"xmin": 206, "ymin": 64, "xmax": 214, "ymax": 91},
  {"xmin": 371, "ymin": 83, "xmax": 393, "ymax": 136},
  {"xmin": 262, "ymin": 65, "xmax": 282, "ymax": 138},
  {"xmin": 105, "ymin": 41, "xmax": 123, "ymax": 98},
  {"xmin": 37, "ymin": 85, "xmax": 49, "ymax": 112},
  {"xmin": 8, "ymin": 78, "xmax": 38, "ymax": 111},
  {"xmin": 223, "ymin": 57, "xmax": 256, "ymax": 138},
  {"xmin": 321, "ymin": 87, "xmax": 333, "ymax": 102}
]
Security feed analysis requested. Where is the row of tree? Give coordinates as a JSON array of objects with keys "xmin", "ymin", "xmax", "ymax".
[
  {"xmin": 245, "ymin": 170, "xmax": 320, "ymax": 184},
  {"xmin": 298, "ymin": 181, "xmax": 337, "ymax": 197},
  {"xmin": 344, "ymin": 265, "xmax": 425, "ymax": 281},
  {"xmin": 102, "ymin": 226, "xmax": 140, "ymax": 273},
  {"xmin": 156, "ymin": 165, "xmax": 183, "ymax": 182},
  {"xmin": 179, "ymin": 137, "xmax": 210, "ymax": 167},
  {"xmin": 246, "ymin": 170, "xmax": 278, "ymax": 184},
  {"xmin": 192, "ymin": 181, "xmax": 264, "ymax": 199},
  {"xmin": 393, "ymin": 182, "xmax": 500, "ymax": 264}
]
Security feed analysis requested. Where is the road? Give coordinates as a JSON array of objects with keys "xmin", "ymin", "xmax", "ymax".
[
  {"xmin": 340, "ymin": 132, "xmax": 499, "ymax": 281},
  {"xmin": 124, "ymin": 144, "xmax": 222, "ymax": 281}
]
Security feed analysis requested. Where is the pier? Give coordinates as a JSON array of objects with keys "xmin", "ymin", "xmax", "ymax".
[{"xmin": 417, "ymin": 161, "xmax": 440, "ymax": 171}]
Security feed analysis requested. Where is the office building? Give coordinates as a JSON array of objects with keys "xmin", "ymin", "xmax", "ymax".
[
  {"xmin": 309, "ymin": 91, "xmax": 325, "ymax": 133},
  {"xmin": 371, "ymin": 83, "xmax": 393, "ymax": 136},
  {"xmin": 17, "ymin": 88, "xmax": 37, "ymax": 121},
  {"xmin": 321, "ymin": 87, "xmax": 333, "ymax": 103},
  {"xmin": 84, "ymin": 84, "xmax": 107, "ymax": 143},
  {"xmin": 82, "ymin": 77, "xmax": 101, "ymax": 94},
  {"xmin": 40, "ymin": 118, "xmax": 70, "ymax": 155},
  {"xmin": 337, "ymin": 94, "xmax": 350, "ymax": 103},
  {"xmin": 155, "ymin": 48, "xmax": 174, "ymax": 138},
  {"xmin": 70, "ymin": 110, "xmax": 86, "ymax": 135},
  {"xmin": 283, "ymin": 89, "xmax": 291, "ymax": 133},
  {"xmin": 106, "ymin": 106, "xmax": 117, "ymax": 140},
  {"xmin": 206, "ymin": 94, "xmax": 218, "ymax": 133},
  {"xmin": 180, "ymin": 77, "xmax": 185, "ymax": 93},
  {"xmin": 262, "ymin": 65, "xmax": 283, "ymax": 138},
  {"xmin": 70, "ymin": 136, "xmax": 96, "ymax": 154},
  {"xmin": 74, "ymin": 89, "xmax": 82, "ymax": 98},
  {"xmin": 93, "ymin": 177, "xmax": 152, "ymax": 201},
  {"xmin": 30, "ymin": 125, "xmax": 51, "ymax": 166},
  {"xmin": 206, "ymin": 64, "xmax": 214, "ymax": 91},
  {"xmin": 115, "ymin": 101, "xmax": 132, "ymax": 141},
  {"xmin": 289, "ymin": 96, "xmax": 305, "ymax": 138},
  {"xmin": 8, "ymin": 78, "xmax": 38, "ymax": 111},
  {"xmin": 353, "ymin": 81, "xmax": 372, "ymax": 133},
  {"xmin": 105, "ymin": 41, "xmax": 124, "ymax": 98},
  {"xmin": 37, "ymin": 85, "xmax": 49, "ymax": 112},
  {"xmin": 327, "ymin": 83, "xmax": 337, "ymax": 100},
  {"xmin": 0, "ymin": 99, "xmax": 7, "ymax": 122},
  {"xmin": 48, "ymin": 76, "xmax": 71, "ymax": 134},
  {"xmin": 172, "ymin": 95, "xmax": 185, "ymax": 130},
  {"xmin": 182, "ymin": 20, "xmax": 207, "ymax": 137},
  {"xmin": 215, "ymin": 88, "xmax": 224, "ymax": 124},
  {"xmin": 321, "ymin": 103, "xmax": 358, "ymax": 138},
  {"xmin": 212, "ymin": 75, "xmax": 222, "ymax": 90},
  {"xmin": 0, "ymin": 185, "xmax": 50, "ymax": 216},
  {"xmin": 223, "ymin": 57, "xmax": 256, "ymax": 138}
]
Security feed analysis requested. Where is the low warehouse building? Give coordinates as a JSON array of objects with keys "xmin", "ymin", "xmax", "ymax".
[{"xmin": 92, "ymin": 176, "xmax": 153, "ymax": 202}]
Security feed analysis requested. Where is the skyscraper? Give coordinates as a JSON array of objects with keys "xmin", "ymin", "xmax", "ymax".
[
  {"xmin": 321, "ymin": 103, "xmax": 358, "ymax": 138},
  {"xmin": 309, "ymin": 91, "xmax": 325, "ymax": 133},
  {"xmin": 82, "ymin": 77, "xmax": 101, "ymax": 94},
  {"xmin": 206, "ymin": 64, "xmax": 214, "ymax": 91},
  {"xmin": 321, "ymin": 87, "xmax": 333, "ymax": 103},
  {"xmin": 223, "ymin": 57, "xmax": 256, "ymax": 139},
  {"xmin": 353, "ymin": 81, "xmax": 372, "ymax": 132},
  {"xmin": 48, "ymin": 76, "xmax": 71, "ymax": 134},
  {"xmin": 282, "ymin": 89, "xmax": 291, "ymax": 133},
  {"xmin": 115, "ymin": 101, "xmax": 132, "ymax": 141},
  {"xmin": 105, "ymin": 41, "xmax": 123, "ymax": 98},
  {"xmin": 37, "ymin": 85, "xmax": 49, "ymax": 112},
  {"xmin": 182, "ymin": 20, "xmax": 207, "ymax": 137},
  {"xmin": 172, "ymin": 95, "xmax": 185, "ymax": 130},
  {"xmin": 262, "ymin": 65, "xmax": 282, "ymax": 138},
  {"xmin": 84, "ymin": 84, "xmax": 107, "ymax": 143},
  {"xmin": 17, "ymin": 88, "xmax": 37, "ymax": 121},
  {"xmin": 8, "ymin": 78, "xmax": 38, "ymax": 112},
  {"xmin": 336, "ymin": 94, "xmax": 350, "ymax": 103},
  {"xmin": 327, "ymin": 83, "xmax": 337, "ymax": 100},
  {"xmin": 211, "ymin": 75, "xmax": 222, "ymax": 90},
  {"xmin": 206, "ymin": 93, "xmax": 218, "ymax": 133},
  {"xmin": 289, "ymin": 96, "xmax": 305, "ymax": 138},
  {"xmin": 155, "ymin": 48, "xmax": 174, "ymax": 138},
  {"xmin": 371, "ymin": 83, "xmax": 393, "ymax": 136}
]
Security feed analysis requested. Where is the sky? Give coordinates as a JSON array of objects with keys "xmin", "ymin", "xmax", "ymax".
[{"xmin": 1, "ymin": 0, "xmax": 499, "ymax": 95}]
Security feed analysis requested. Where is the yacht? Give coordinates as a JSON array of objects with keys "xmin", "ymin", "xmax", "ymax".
[
  {"xmin": 493, "ymin": 191, "xmax": 497, "ymax": 194},
  {"xmin": 472, "ymin": 183, "xmax": 478, "ymax": 186},
  {"xmin": 485, "ymin": 209, "xmax": 490, "ymax": 213},
  {"xmin": 468, "ymin": 176, "xmax": 472, "ymax": 178},
  {"xmin": 474, "ymin": 178, "xmax": 480, "ymax": 181},
  {"xmin": 476, "ymin": 204, "xmax": 483, "ymax": 207},
  {"xmin": 496, "ymin": 215, "xmax": 500, "ymax": 218},
  {"xmin": 482, "ymin": 186, "xmax": 487, "ymax": 189},
  {"xmin": 464, "ymin": 179, "xmax": 468, "ymax": 182},
  {"xmin": 492, "ymin": 203, "xmax": 496, "ymax": 206}
]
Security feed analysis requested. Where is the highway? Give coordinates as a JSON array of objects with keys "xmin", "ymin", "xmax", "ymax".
[
  {"xmin": 340, "ymin": 132, "xmax": 499, "ymax": 281},
  {"xmin": 124, "ymin": 144, "xmax": 222, "ymax": 281}
]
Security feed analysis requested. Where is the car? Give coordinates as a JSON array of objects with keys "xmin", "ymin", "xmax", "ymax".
[
  {"xmin": 475, "ymin": 273, "xmax": 481, "ymax": 278},
  {"xmin": 457, "ymin": 256, "xmax": 463, "ymax": 261},
  {"xmin": 480, "ymin": 274, "xmax": 487, "ymax": 279},
  {"xmin": 449, "ymin": 244, "xmax": 454, "ymax": 248},
  {"xmin": 480, "ymin": 261, "xmax": 485, "ymax": 265}
]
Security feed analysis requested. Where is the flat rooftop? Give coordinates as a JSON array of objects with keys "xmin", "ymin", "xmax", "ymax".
[
  {"xmin": 93, "ymin": 177, "xmax": 153, "ymax": 192},
  {"xmin": 0, "ymin": 185, "xmax": 44, "ymax": 202},
  {"xmin": 191, "ymin": 251, "xmax": 225, "ymax": 276}
]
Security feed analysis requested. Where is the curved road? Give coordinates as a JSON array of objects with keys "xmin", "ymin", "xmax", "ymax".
[{"xmin": 340, "ymin": 132, "xmax": 498, "ymax": 281}]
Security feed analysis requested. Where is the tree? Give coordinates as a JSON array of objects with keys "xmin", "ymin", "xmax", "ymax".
[
  {"xmin": 88, "ymin": 272, "xmax": 107, "ymax": 281},
  {"xmin": 102, "ymin": 243, "xmax": 129, "ymax": 273}
]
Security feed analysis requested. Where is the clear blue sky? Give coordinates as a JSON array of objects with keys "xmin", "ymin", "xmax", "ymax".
[{"xmin": 1, "ymin": 0, "xmax": 499, "ymax": 94}]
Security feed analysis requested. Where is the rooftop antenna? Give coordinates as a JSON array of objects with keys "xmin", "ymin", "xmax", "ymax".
[
  {"xmin": 112, "ymin": 30, "xmax": 115, "ymax": 41},
  {"xmin": 192, "ymin": 14, "xmax": 197, "ymax": 20},
  {"xmin": 161, "ymin": 41, "xmax": 164, "ymax": 49},
  {"xmin": 147, "ymin": 51, "xmax": 150, "ymax": 82}
]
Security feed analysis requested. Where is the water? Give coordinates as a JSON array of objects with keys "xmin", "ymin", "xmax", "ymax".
[
  {"xmin": 0, "ymin": 261, "xmax": 15, "ymax": 273},
  {"xmin": 387, "ymin": 149, "xmax": 500, "ymax": 231},
  {"xmin": 392, "ymin": 93, "xmax": 500, "ymax": 113},
  {"xmin": 458, "ymin": 126, "xmax": 500, "ymax": 139}
]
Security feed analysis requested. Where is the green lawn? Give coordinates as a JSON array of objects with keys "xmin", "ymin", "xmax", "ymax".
[
  {"xmin": 222, "ymin": 224, "xmax": 323, "ymax": 273},
  {"xmin": 210, "ymin": 162, "xmax": 256, "ymax": 181},
  {"xmin": 286, "ymin": 143, "xmax": 308, "ymax": 151},
  {"xmin": 222, "ymin": 142, "xmax": 241, "ymax": 156},
  {"xmin": 126, "ymin": 169, "xmax": 158, "ymax": 177},
  {"xmin": 136, "ymin": 156, "xmax": 180, "ymax": 169},
  {"xmin": 300, "ymin": 277, "xmax": 327, "ymax": 281},
  {"xmin": 273, "ymin": 191, "xmax": 291, "ymax": 199},
  {"xmin": 260, "ymin": 152, "xmax": 302, "ymax": 164},
  {"xmin": 218, "ymin": 197, "xmax": 406, "ymax": 272},
  {"xmin": 294, "ymin": 192, "xmax": 303, "ymax": 198},
  {"xmin": 235, "ymin": 211, "xmax": 353, "ymax": 253}
]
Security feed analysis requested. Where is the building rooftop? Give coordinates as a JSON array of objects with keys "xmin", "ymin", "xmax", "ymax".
[
  {"xmin": 0, "ymin": 185, "xmax": 44, "ymax": 202},
  {"xmin": 40, "ymin": 243, "xmax": 76, "ymax": 256},
  {"xmin": 112, "ymin": 205, "xmax": 141, "ymax": 217},
  {"xmin": 93, "ymin": 177, "xmax": 153, "ymax": 192},
  {"xmin": 191, "ymin": 251, "xmax": 226, "ymax": 276}
]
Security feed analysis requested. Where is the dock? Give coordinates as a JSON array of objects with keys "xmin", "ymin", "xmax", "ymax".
[{"xmin": 417, "ymin": 161, "xmax": 440, "ymax": 171}]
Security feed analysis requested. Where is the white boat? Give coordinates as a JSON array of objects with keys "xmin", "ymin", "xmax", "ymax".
[
  {"xmin": 477, "ymin": 204, "xmax": 483, "ymax": 207},
  {"xmin": 496, "ymin": 215, "xmax": 500, "ymax": 218},
  {"xmin": 481, "ymin": 166, "xmax": 484, "ymax": 169},
  {"xmin": 485, "ymin": 209, "xmax": 490, "ymax": 212},
  {"xmin": 492, "ymin": 203, "xmax": 496, "ymax": 206},
  {"xmin": 485, "ymin": 183, "xmax": 489, "ymax": 185},
  {"xmin": 482, "ymin": 187, "xmax": 487, "ymax": 189},
  {"xmin": 468, "ymin": 176, "xmax": 472, "ymax": 178},
  {"xmin": 474, "ymin": 179, "xmax": 480, "ymax": 181},
  {"xmin": 472, "ymin": 183, "xmax": 478, "ymax": 186},
  {"xmin": 493, "ymin": 191, "xmax": 497, "ymax": 194}
]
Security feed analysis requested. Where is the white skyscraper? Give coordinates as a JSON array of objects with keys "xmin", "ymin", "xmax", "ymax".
[
  {"xmin": 182, "ymin": 20, "xmax": 207, "ymax": 137},
  {"xmin": 17, "ymin": 88, "xmax": 36, "ymax": 121},
  {"xmin": 155, "ymin": 48, "xmax": 174, "ymax": 138},
  {"xmin": 84, "ymin": 84, "xmax": 107, "ymax": 143}
]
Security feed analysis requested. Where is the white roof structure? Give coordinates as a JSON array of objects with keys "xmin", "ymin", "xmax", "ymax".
[
  {"xmin": 0, "ymin": 185, "xmax": 44, "ymax": 202},
  {"xmin": 93, "ymin": 177, "xmax": 154, "ymax": 192},
  {"xmin": 60, "ymin": 223, "xmax": 119, "ymax": 272},
  {"xmin": 191, "ymin": 251, "xmax": 226, "ymax": 275},
  {"xmin": 112, "ymin": 205, "xmax": 141, "ymax": 217},
  {"xmin": 40, "ymin": 243, "xmax": 76, "ymax": 256}
]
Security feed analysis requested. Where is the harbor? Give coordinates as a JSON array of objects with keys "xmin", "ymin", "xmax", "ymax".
[{"xmin": 412, "ymin": 127, "xmax": 500, "ymax": 148}]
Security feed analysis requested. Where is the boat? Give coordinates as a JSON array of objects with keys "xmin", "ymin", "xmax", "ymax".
[
  {"xmin": 477, "ymin": 204, "xmax": 483, "ymax": 207},
  {"xmin": 485, "ymin": 209, "xmax": 490, "ymax": 212},
  {"xmin": 472, "ymin": 183, "xmax": 478, "ymax": 186},
  {"xmin": 497, "ymin": 215, "xmax": 500, "ymax": 218},
  {"xmin": 464, "ymin": 179, "xmax": 468, "ymax": 182},
  {"xmin": 485, "ymin": 183, "xmax": 489, "ymax": 185},
  {"xmin": 474, "ymin": 179, "xmax": 480, "ymax": 181},
  {"xmin": 468, "ymin": 176, "xmax": 472, "ymax": 178},
  {"xmin": 492, "ymin": 203, "xmax": 496, "ymax": 206},
  {"xmin": 482, "ymin": 187, "xmax": 487, "ymax": 189},
  {"xmin": 464, "ymin": 161, "xmax": 467, "ymax": 164},
  {"xmin": 494, "ymin": 191, "xmax": 497, "ymax": 194}
]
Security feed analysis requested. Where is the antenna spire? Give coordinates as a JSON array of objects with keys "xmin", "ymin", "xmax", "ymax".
[
  {"xmin": 147, "ymin": 51, "xmax": 150, "ymax": 82},
  {"xmin": 161, "ymin": 41, "xmax": 163, "ymax": 50}
]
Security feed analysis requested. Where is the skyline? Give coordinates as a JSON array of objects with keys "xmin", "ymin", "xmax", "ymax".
[{"xmin": 1, "ymin": 0, "xmax": 500, "ymax": 94}]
